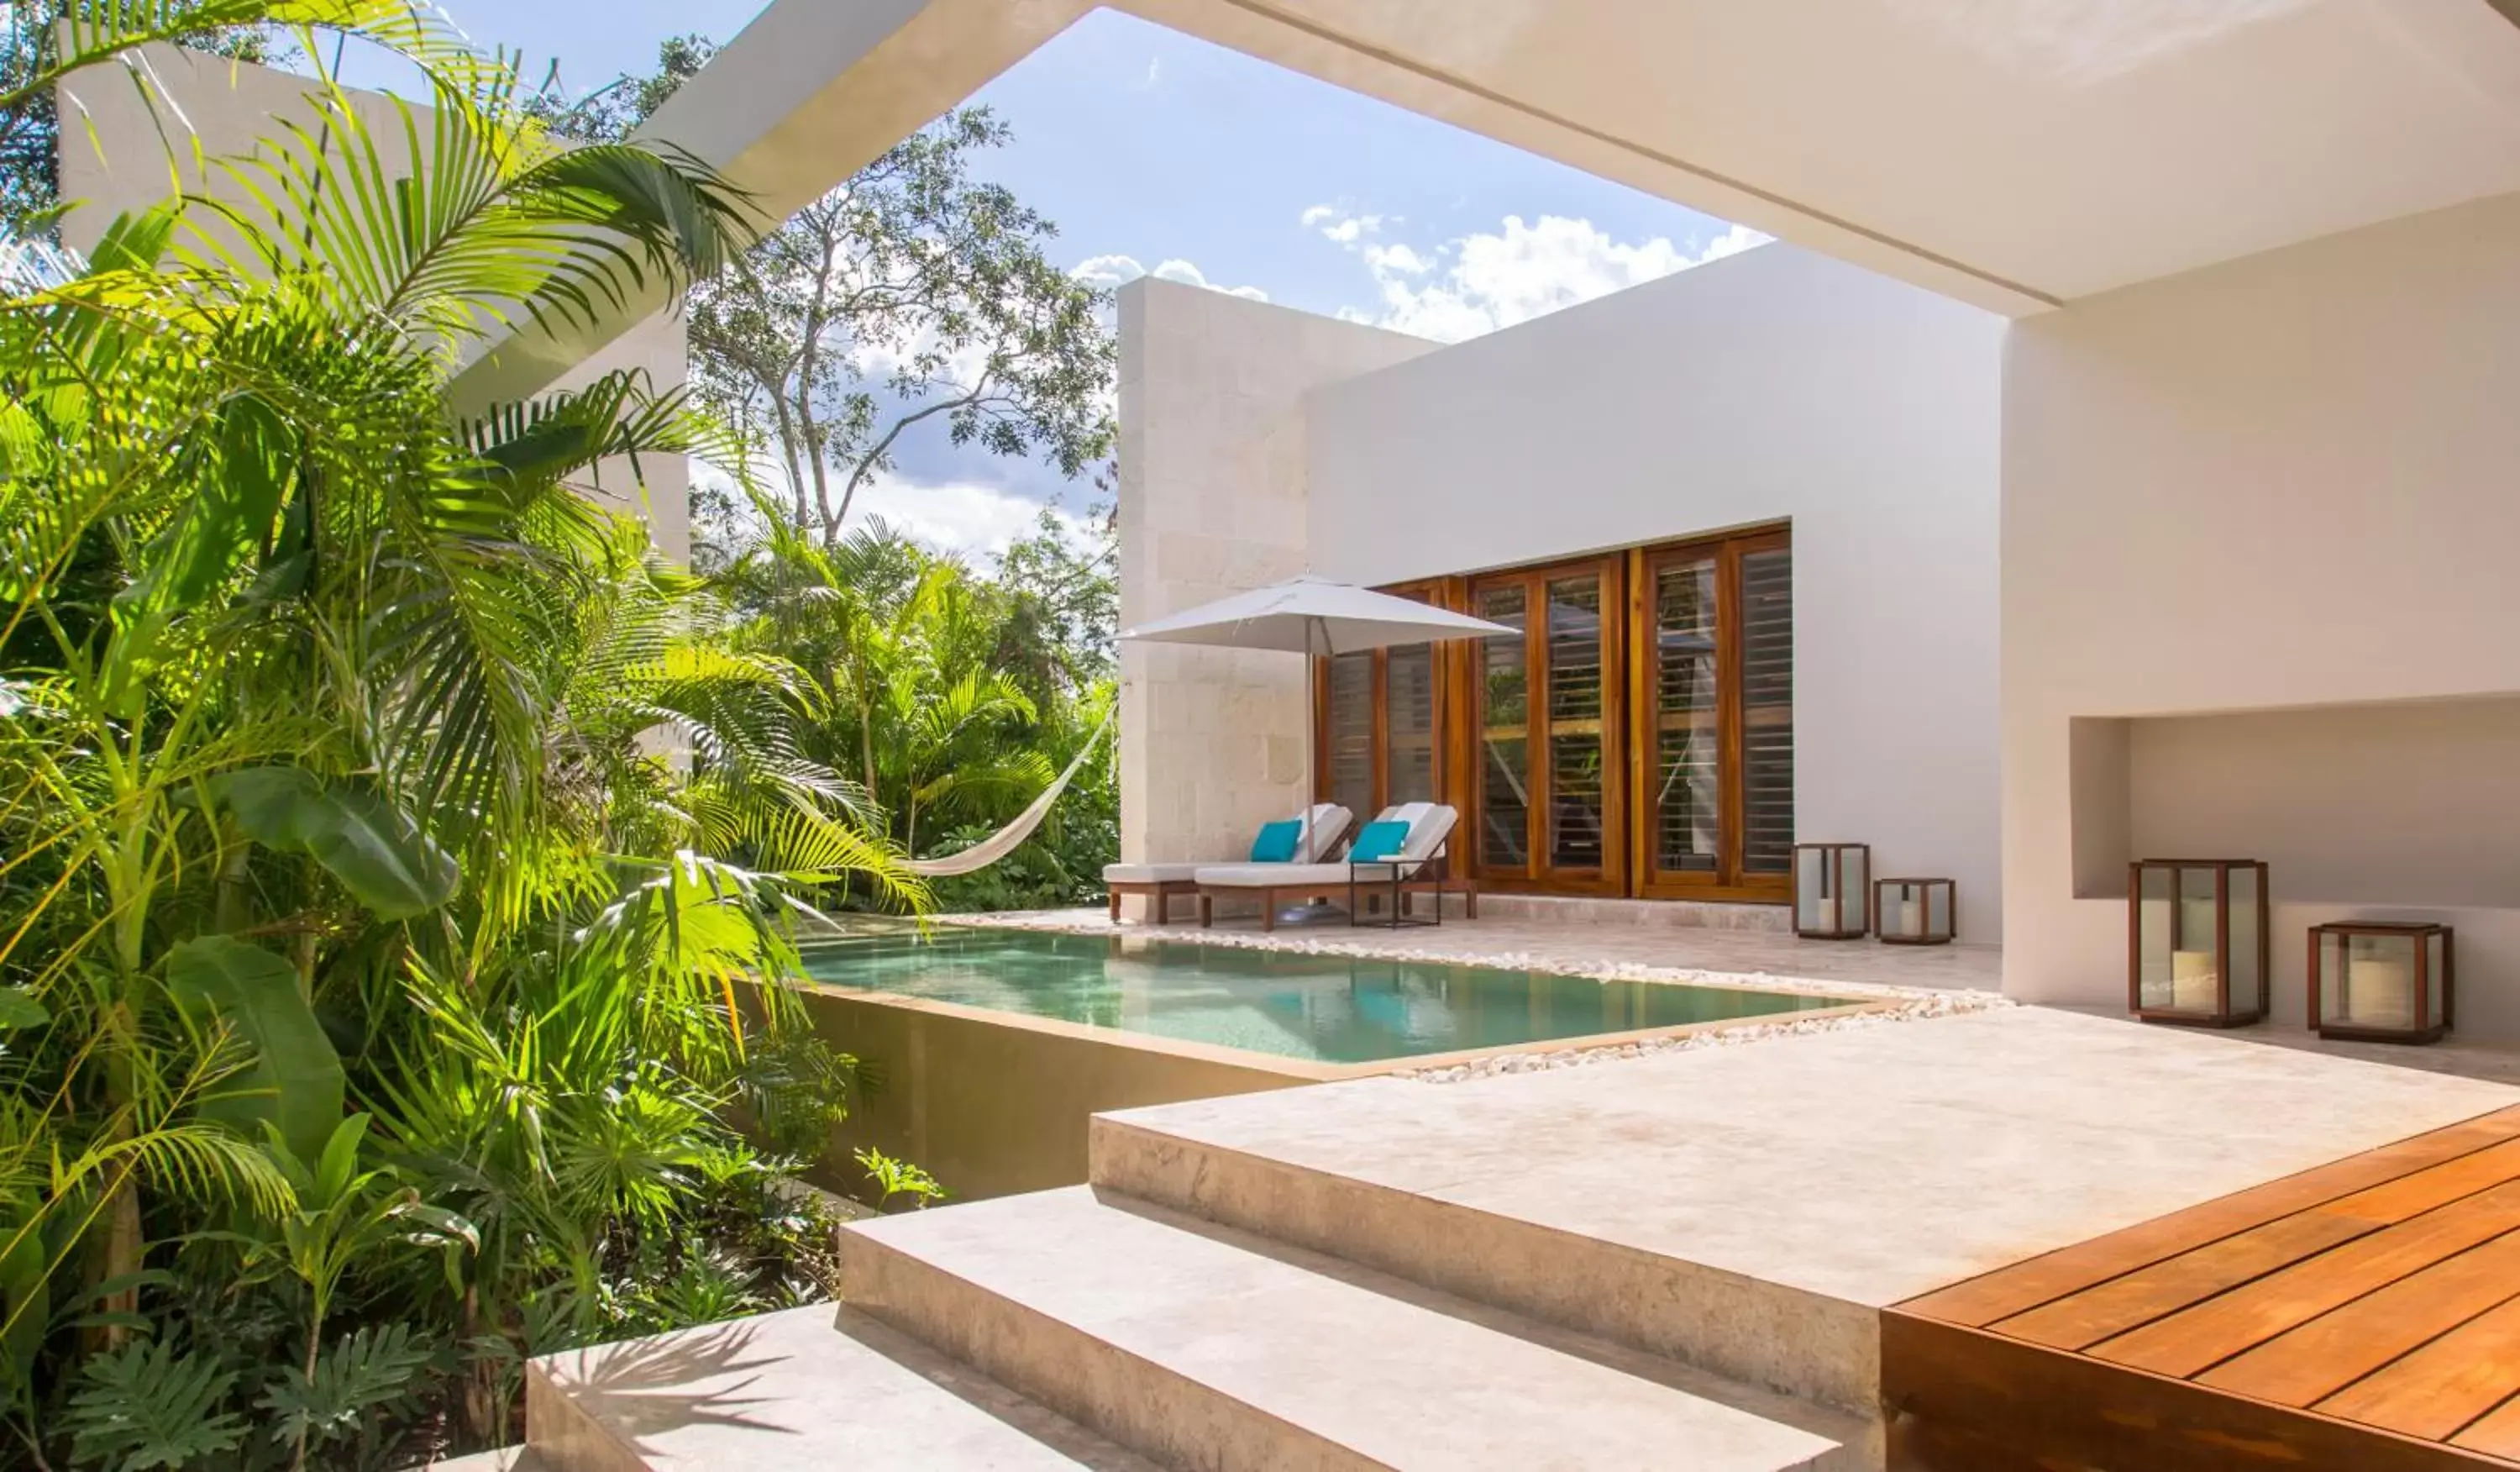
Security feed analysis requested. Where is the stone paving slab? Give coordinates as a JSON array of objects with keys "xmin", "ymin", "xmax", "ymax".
[
  {"xmin": 847, "ymin": 1186, "xmax": 1861, "ymax": 1470},
  {"xmin": 1100, "ymin": 1007, "xmax": 2519, "ymax": 1313},
  {"xmin": 526, "ymin": 1304, "xmax": 1157, "ymax": 1472}
]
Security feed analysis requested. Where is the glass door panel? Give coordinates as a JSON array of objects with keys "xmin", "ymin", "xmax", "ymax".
[
  {"xmin": 1648, "ymin": 555, "xmax": 1721, "ymax": 881},
  {"xmin": 1473, "ymin": 584, "xmax": 1530, "ymax": 874},
  {"xmin": 1545, "ymin": 575, "xmax": 1609, "ymax": 872}
]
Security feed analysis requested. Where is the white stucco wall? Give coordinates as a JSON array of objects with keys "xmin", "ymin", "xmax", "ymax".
[
  {"xmin": 2003, "ymin": 188, "xmax": 2520, "ymax": 1038},
  {"xmin": 55, "ymin": 45, "xmax": 690, "ymax": 562},
  {"xmin": 1301, "ymin": 245, "xmax": 2008, "ymax": 933},
  {"xmin": 1115, "ymin": 278, "xmax": 1435, "ymax": 872}
]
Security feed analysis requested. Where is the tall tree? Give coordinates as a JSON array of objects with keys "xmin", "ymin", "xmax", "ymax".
[
  {"xmin": 522, "ymin": 31, "xmax": 716, "ymax": 145},
  {"xmin": 545, "ymin": 39, "xmax": 1117, "ymax": 551}
]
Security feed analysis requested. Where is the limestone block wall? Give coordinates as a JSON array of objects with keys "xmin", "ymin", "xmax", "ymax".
[{"xmin": 1116, "ymin": 279, "xmax": 1434, "ymax": 867}]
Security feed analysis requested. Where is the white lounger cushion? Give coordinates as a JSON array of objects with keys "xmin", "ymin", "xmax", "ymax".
[
  {"xmin": 1198, "ymin": 806, "xmax": 1460, "ymax": 888},
  {"xmin": 1193, "ymin": 862, "xmax": 1356, "ymax": 888},
  {"xmin": 1104, "ymin": 804, "xmax": 1352, "ymax": 886},
  {"xmin": 1293, "ymin": 802, "xmax": 1353, "ymax": 862},
  {"xmin": 1101, "ymin": 863, "xmax": 1204, "ymax": 884}
]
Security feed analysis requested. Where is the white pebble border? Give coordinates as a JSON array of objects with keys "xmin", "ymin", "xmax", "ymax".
[
  {"xmin": 1398, "ymin": 989, "xmax": 1998, "ymax": 1082},
  {"xmin": 957, "ymin": 907, "xmax": 2012, "ymax": 1082}
]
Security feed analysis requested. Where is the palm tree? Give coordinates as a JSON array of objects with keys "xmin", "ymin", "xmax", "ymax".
[
  {"xmin": 0, "ymin": 14, "xmax": 925, "ymax": 1455},
  {"xmin": 719, "ymin": 513, "xmax": 1066, "ymax": 861}
]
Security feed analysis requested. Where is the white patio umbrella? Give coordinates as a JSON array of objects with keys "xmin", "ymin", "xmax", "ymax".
[{"xmin": 1119, "ymin": 575, "xmax": 1515, "ymax": 854}]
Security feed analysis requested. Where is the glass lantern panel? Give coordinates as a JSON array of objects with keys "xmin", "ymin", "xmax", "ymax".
[
  {"xmin": 1926, "ymin": 883, "xmax": 1952, "ymax": 939},
  {"xmin": 2137, "ymin": 865, "xmax": 2175, "ymax": 1010},
  {"xmin": 1842, "ymin": 849, "xmax": 1870, "ymax": 932},
  {"xmin": 1881, "ymin": 883, "xmax": 1919, "ymax": 938},
  {"xmin": 2224, "ymin": 865, "xmax": 2260, "ymax": 1015},
  {"xmin": 2171, "ymin": 867, "xmax": 2223, "ymax": 1012},
  {"xmin": 2339, "ymin": 933, "xmax": 2418, "ymax": 1032},
  {"xmin": 1796, "ymin": 848, "xmax": 1834, "ymax": 932},
  {"xmin": 2428, "ymin": 932, "xmax": 2449, "ymax": 1028},
  {"xmin": 2316, "ymin": 934, "xmax": 2345, "ymax": 1026}
]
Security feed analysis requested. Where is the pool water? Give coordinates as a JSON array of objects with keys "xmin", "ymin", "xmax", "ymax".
[{"xmin": 795, "ymin": 928, "xmax": 1846, "ymax": 1065}]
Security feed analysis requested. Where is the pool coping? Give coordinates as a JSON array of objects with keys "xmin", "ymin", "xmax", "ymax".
[
  {"xmin": 951, "ymin": 907, "xmax": 1983, "ymax": 1005},
  {"xmin": 795, "ymin": 944, "xmax": 1898, "ymax": 1083}
]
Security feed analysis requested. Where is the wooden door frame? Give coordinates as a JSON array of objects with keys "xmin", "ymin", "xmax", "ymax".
[
  {"xmin": 1626, "ymin": 526, "xmax": 1792, "ymax": 903},
  {"xmin": 1467, "ymin": 555, "xmax": 1626, "ymax": 896},
  {"xmin": 1310, "ymin": 580, "xmax": 1452, "ymax": 820},
  {"xmin": 1304, "ymin": 533, "xmax": 1789, "ymax": 907}
]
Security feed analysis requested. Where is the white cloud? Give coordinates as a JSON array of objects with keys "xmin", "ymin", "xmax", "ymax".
[
  {"xmin": 853, "ymin": 474, "xmax": 1097, "ymax": 559},
  {"xmin": 1071, "ymin": 252, "xmax": 1268, "ymax": 302},
  {"xmin": 694, "ymin": 464, "xmax": 1096, "ymax": 561},
  {"xmin": 1361, "ymin": 241, "xmax": 1433, "ymax": 277},
  {"xmin": 1309, "ymin": 208, "xmax": 1771, "ymax": 344},
  {"xmin": 1072, "ymin": 253, "xmax": 1145, "ymax": 290},
  {"xmin": 1301, "ymin": 205, "xmax": 1390, "ymax": 246}
]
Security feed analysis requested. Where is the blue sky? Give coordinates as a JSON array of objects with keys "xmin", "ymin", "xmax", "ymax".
[{"xmin": 360, "ymin": 3, "xmax": 1758, "ymax": 553}]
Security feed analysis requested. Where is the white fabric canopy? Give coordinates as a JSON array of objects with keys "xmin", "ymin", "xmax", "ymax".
[{"xmin": 1117, "ymin": 575, "xmax": 1513, "ymax": 656}]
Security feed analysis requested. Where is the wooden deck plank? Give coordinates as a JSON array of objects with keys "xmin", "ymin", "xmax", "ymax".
[
  {"xmin": 2317, "ymin": 1296, "xmax": 2520, "ymax": 1443},
  {"xmin": 2200, "ymin": 1230, "xmax": 2520, "ymax": 1407},
  {"xmin": 1882, "ymin": 1311, "xmax": 2510, "ymax": 1472},
  {"xmin": 1899, "ymin": 1107, "xmax": 2520, "ymax": 1328},
  {"xmin": 2451, "ymin": 1396, "xmax": 2520, "ymax": 1460},
  {"xmin": 2094, "ymin": 1180, "xmax": 2520, "ymax": 1379},
  {"xmin": 1992, "ymin": 1211, "xmax": 2370, "ymax": 1350},
  {"xmin": 1997, "ymin": 1143, "xmax": 2520, "ymax": 1352}
]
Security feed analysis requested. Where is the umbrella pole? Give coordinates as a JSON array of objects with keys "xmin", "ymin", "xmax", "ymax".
[{"xmin": 1302, "ymin": 616, "xmax": 1321, "ymax": 852}]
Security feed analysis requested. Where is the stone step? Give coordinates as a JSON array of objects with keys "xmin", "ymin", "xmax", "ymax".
[
  {"xmin": 842, "ymin": 1185, "xmax": 1869, "ymax": 1471},
  {"xmin": 522, "ymin": 1302, "xmax": 1159, "ymax": 1472},
  {"xmin": 1089, "ymin": 1091, "xmax": 1883, "ymax": 1417}
]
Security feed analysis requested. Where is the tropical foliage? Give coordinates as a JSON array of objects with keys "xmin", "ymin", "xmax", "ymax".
[
  {"xmin": 717, "ymin": 507, "xmax": 1119, "ymax": 913},
  {"xmin": 533, "ymin": 36, "xmax": 1123, "ymax": 909},
  {"xmin": 0, "ymin": 7, "xmax": 945, "ymax": 1466}
]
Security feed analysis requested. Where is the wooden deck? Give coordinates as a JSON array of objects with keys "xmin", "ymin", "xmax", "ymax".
[{"xmin": 1886, "ymin": 1104, "xmax": 2520, "ymax": 1471}]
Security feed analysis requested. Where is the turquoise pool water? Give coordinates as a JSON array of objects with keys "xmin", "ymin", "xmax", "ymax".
[{"xmin": 795, "ymin": 928, "xmax": 1845, "ymax": 1065}]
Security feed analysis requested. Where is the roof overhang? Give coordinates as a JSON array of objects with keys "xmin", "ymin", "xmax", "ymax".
[{"xmin": 451, "ymin": 0, "xmax": 2520, "ymax": 408}]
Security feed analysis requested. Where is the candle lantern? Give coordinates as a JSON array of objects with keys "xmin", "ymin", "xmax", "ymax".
[
  {"xmin": 2129, "ymin": 859, "xmax": 2268, "ymax": 1028},
  {"xmin": 1794, "ymin": 843, "xmax": 1870, "ymax": 939},
  {"xmin": 2310, "ymin": 922, "xmax": 2451, "ymax": 1044},
  {"xmin": 1874, "ymin": 877, "xmax": 1956, "ymax": 945}
]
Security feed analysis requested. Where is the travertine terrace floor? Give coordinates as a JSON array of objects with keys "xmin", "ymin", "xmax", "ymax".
[{"xmin": 1103, "ymin": 1007, "xmax": 2517, "ymax": 1324}]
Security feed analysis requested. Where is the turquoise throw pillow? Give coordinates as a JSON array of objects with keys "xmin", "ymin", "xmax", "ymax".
[
  {"xmin": 1250, "ymin": 819, "xmax": 1303, "ymax": 863},
  {"xmin": 1349, "ymin": 819, "xmax": 1410, "ymax": 863}
]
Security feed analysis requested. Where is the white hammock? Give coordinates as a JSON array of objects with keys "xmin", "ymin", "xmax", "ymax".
[{"xmin": 901, "ymin": 706, "xmax": 1116, "ymax": 878}]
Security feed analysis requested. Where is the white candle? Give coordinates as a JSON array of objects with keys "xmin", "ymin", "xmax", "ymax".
[
  {"xmin": 1811, "ymin": 896, "xmax": 1839, "ymax": 932},
  {"xmin": 1898, "ymin": 899, "xmax": 1923, "ymax": 937},
  {"xmin": 2345, "ymin": 954, "xmax": 2413, "ymax": 1029},
  {"xmin": 2172, "ymin": 949, "xmax": 2219, "ymax": 1012}
]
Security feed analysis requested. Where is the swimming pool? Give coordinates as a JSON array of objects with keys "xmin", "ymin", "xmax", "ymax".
[{"xmin": 796, "ymin": 927, "xmax": 1848, "ymax": 1065}]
